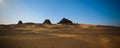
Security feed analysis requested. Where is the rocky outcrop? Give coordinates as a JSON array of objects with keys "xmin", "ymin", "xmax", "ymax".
[{"xmin": 57, "ymin": 18, "xmax": 73, "ymax": 24}]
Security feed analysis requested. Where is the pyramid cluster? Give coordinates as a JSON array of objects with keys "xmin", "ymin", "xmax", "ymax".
[{"xmin": 18, "ymin": 18, "xmax": 74, "ymax": 25}]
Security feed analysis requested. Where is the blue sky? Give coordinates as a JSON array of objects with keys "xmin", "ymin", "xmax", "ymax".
[{"xmin": 0, "ymin": 0, "xmax": 120, "ymax": 26}]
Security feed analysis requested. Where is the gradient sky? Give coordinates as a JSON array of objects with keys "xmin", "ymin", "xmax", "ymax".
[{"xmin": 0, "ymin": 0, "xmax": 120, "ymax": 26}]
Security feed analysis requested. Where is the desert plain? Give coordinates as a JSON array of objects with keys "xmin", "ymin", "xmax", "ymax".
[{"xmin": 0, "ymin": 24, "xmax": 120, "ymax": 48}]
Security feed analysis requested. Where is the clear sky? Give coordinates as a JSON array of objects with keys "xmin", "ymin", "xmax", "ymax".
[{"xmin": 0, "ymin": 0, "xmax": 120, "ymax": 26}]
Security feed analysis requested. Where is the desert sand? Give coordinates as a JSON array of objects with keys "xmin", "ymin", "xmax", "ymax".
[{"xmin": 0, "ymin": 24, "xmax": 120, "ymax": 48}]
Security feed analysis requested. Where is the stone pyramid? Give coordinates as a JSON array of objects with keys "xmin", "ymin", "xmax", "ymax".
[
  {"xmin": 43, "ymin": 19, "xmax": 52, "ymax": 24},
  {"xmin": 18, "ymin": 20, "xmax": 23, "ymax": 24},
  {"xmin": 58, "ymin": 18, "xmax": 73, "ymax": 24}
]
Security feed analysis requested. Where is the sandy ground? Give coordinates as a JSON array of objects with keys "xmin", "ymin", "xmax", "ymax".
[
  {"xmin": 0, "ymin": 31, "xmax": 120, "ymax": 48},
  {"xmin": 0, "ymin": 24, "xmax": 120, "ymax": 48}
]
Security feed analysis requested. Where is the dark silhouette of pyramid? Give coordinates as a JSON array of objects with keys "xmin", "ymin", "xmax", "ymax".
[
  {"xmin": 18, "ymin": 20, "xmax": 23, "ymax": 24},
  {"xmin": 57, "ymin": 18, "xmax": 73, "ymax": 24},
  {"xmin": 43, "ymin": 19, "xmax": 52, "ymax": 24}
]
